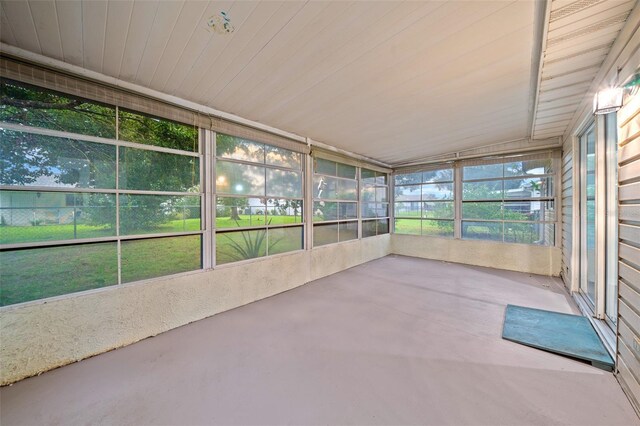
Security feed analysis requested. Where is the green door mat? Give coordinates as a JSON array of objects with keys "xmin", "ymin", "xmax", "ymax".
[{"xmin": 502, "ymin": 304, "xmax": 614, "ymax": 371}]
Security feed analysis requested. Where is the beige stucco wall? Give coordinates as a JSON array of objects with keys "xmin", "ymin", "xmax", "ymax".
[
  {"xmin": 1, "ymin": 232, "xmax": 561, "ymax": 386},
  {"xmin": 390, "ymin": 234, "xmax": 562, "ymax": 276},
  {"xmin": 311, "ymin": 234, "xmax": 391, "ymax": 280},
  {"xmin": 0, "ymin": 234, "xmax": 391, "ymax": 385}
]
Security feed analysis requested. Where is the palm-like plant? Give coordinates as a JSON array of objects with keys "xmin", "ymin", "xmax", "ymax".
[{"xmin": 220, "ymin": 218, "xmax": 282, "ymax": 261}]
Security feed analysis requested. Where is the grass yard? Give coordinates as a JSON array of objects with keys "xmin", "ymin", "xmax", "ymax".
[
  {"xmin": 215, "ymin": 214, "xmax": 301, "ymax": 229},
  {"xmin": 0, "ymin": 235, "xmax": 202, "ymax": 306},
  {"xmin": 394, "ymin": 218, "xmax": 454, "ymax": 237},
  {"xmin": 121, "ymin": 235, "xmax": 201, "ymax": 283},
  {"xmin": 394, "ymin": 218, "xmax": 421, "ymax": 235},
  {"xmin": 0, "ymin": 223, "xmax": 115, "ymax": 244},
  {"xmin": 216, "ymin": 226, "xmax": 303, "ymax": 264},
  {"xmin": 0, "ymin": 243, "xmax": 119, "ymax": 306},
  {"xmin": 1, "ymin": 215, "xmax": 305, "ymax": 306},
  {"xmin": 0, "ymin": 219, "xmax": 201, "ymax": 244}
]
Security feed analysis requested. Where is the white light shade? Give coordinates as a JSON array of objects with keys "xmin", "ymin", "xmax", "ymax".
[{"xmin": 593, "ymin": 88, "xmax": 623, "ymax": 115}]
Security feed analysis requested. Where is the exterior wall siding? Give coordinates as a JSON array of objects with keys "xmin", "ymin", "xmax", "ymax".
[
  {"xmin": 617, "ymin": 91, "xmax": 640, "ymax": 412},
  {"xmin": 561, "ymin": 146, "xmax": 573, "ymax": 288}
]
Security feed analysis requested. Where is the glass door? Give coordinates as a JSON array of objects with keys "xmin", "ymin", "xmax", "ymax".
[
  {"xmin": 580, "ymin": 124, "xmax": 596, "ymax": 306},
  {"xmin": 578, "ymin": 113, "xmax": 618, "ymax": 335}
]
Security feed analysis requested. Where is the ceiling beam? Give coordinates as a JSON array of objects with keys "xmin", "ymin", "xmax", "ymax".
[{"xmin": 528, "ymin": 0, "xmax": 552, "ymax": 139}]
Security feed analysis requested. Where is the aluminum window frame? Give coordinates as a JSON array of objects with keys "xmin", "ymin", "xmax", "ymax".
[
  {"xmin": 392, "ymin": 154, "xmax": 560, "ymax": 247},
  {"xmin": 212, "ymin": 132, "xmax": 306, "ymax": 265},
  {"xmin": 1, "ymin": 99, "xmax": 205, "ymax": 307},
  {"xmin": 0, "ymin": 71, "xmax": 323, "ymax": 309},
  {"xmin": 311, "ymin": 157, "xmax": 359, "ymax": 246},
  {"xmin": 360, "ymin": 167, "xmax": 390, "ymax": 238},
  {"xmin": 0, "ymin": 123, "xmax": 205, "ymax": 252},
  {"xmin": 460, "ymin": 159, "xmax": 556, "ymax": 246},
  {"xmin": 393, "ymin": 167, "xmax": 455, "ymax": 238}
]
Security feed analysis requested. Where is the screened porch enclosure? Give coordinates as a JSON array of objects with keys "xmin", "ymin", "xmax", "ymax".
[
  {"xmin": 1, "ymin": 0, "xmax": 640, "ymax": 422},
  {"xmin": 3, "ymin": 256, "xmax": 639, "ymax": 425}
]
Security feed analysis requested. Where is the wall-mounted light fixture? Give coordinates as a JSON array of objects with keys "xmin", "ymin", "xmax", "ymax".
[{"xmin": 593, "ymin": 87, "xmax": 623, "ymax": 115}]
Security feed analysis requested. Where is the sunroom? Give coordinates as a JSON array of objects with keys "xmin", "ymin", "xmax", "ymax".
[{"xmin": 0, "ymin": 0, "xmax": 639, "ymax": 424}]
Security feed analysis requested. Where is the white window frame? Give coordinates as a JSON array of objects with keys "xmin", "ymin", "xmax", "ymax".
[
  {"xmin": 360, "ymin": 167, "xmax": 390, "ymax": 239},
  {"xmin": 392, "ymin": 154, "xmax": 560, "ymax": 247},
  {"xmin": 311, "ymin": 156, "xmax": 360, "ymax": 247},
  {"xmin": 392, "ymin": 167, "xmax": 455, "ymax": 238},
  {"xmin": 211, "ymin": 131, "xmax": 306, "ymax": 266}
]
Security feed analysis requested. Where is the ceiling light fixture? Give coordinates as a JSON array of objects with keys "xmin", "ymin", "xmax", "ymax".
[{"xmin": 207, "ymin": 11, "xmax": 235, "ymax": 34}]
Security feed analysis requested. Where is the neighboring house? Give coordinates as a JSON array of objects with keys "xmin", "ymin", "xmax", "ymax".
[{"xmin": 0, "ymin": 190, "xmax": 74, "ymax": 226}]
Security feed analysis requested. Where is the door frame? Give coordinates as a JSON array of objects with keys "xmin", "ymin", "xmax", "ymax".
[{"xmin": 573, "ymin": 114, "xmax": 618, "ymax": 355}]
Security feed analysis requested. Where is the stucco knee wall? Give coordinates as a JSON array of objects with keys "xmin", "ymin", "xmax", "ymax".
[
  {"xmin": 390, "ymin": 234, "xmax": 561, "ymax": 276},
  {"xmin": 0, "ymin": 234, "xmax": 391, "ymax": 385}
]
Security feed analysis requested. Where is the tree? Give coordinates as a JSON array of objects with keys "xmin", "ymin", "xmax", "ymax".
[
  {"xmin": 1, "ymin": 78, "xmax": 199, "ymax": 234},
  {"xmin": 215, "ymin": 134, "xmax": 303, "ymax": 223},
  {"xmin": 1, "ymin": 78, "xmax": 116, "ymax": 138},
  {"xmin": 215, "ymin": 134, "xmax": 253, "ymax": 221},
  {"xmin": 459, "ymin": 176, "xmax": 545, "ymax": 242},
  {"xmin": 268, "ymin": 198, "xmax": 302, "ymax": 222}
]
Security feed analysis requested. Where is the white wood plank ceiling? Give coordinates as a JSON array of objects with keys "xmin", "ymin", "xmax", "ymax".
[
  {"xmin": 531, "ymin": 0, "xmax": 637, "ymax": 140},
  {"xmin": 0, "ymin": 0, "xmax": 634, "ymax": 165}
]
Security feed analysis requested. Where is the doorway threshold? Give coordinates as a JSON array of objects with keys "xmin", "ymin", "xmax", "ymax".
[{"xmin": 573, "ymin": 292, "xmax": 617, "ymax": 360}]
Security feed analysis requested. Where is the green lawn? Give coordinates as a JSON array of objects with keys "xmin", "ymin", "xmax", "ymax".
[
  {"xmin": 216, "ymin": 214, "xmax": 301, "ymax": 229},
  {"xmin": 0, "ymin": 223, "xmax": 115, "ymax": 244},
  {"xmin": 1, "ymin": 243, "xmax": 119, "ymax": 306},
  {"xmin": 216, "ymin": 226, "xmax": 303, "ymax": 264},
  {"xmin": 121, "ymin": 235, "xmax": 201, "ymax": 283},
  {"xmin": 2, "ymin": 213, "xmax": 396, "ymax": 307},
  {"xmin": 0, "ymin": 235, "xmax": 202, "ymax": 307},
  {"xmin": 0, "ymin": 219, "xmax": 201, "ymax": 244},
  {"xmin": 394, "ymin": 211, "xmax": 421, "ymax": 218},
  {"xmin": 394, "ymin": 218, "xmax": 454, "ymax": 237}
]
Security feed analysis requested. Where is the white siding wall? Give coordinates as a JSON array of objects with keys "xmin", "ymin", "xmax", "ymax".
[
  {"xmin": 554, "ymin": 2, "xmax": 638, "ymax": 410},
  {"xmin": 617, "ymin": 91, "xmax": 640, "ymax": 411},
  {"xmin": 561, "ymin": 145, "xmax": 573, "ymax": 288}
]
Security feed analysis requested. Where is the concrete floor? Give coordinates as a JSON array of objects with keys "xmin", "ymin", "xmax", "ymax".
[{"xmin": 2, "ymin": 255, "xmax": 639, "ymax": 426}]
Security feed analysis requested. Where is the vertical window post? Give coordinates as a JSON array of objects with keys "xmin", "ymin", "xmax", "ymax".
[
  {"xmin": 203, "ymin": 129, "xmax": 214, "ymax": 270},
  {"xmin": 454, "ymin": 165, "xmax": 463, "ymax": 239}
]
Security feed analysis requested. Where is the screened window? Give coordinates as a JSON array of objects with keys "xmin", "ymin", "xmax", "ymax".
[
  {"xmin": 215, "ymin": 134, "xmax": 304, "ymax": 264},
  {"xmin": 0, "ymin": 79, "xmax": 116, "ymax": 138},
  {"xmin": 361, "ymin": 168, "xmax": 389, "ymax": 238},
  {"xmin": 394, "ymin": 167, "xmax": 455, "ymax": 237},
  {"xmin": 312, "ymin": 158, "xmax": 359, "ymax": 246},
  {"xmin": 0, "ymin": 79, "xmax": 202, "ymax": 306},
  {"xmin": 461, "ymin": 157, "xmax": 555, "ymax": 245}
]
